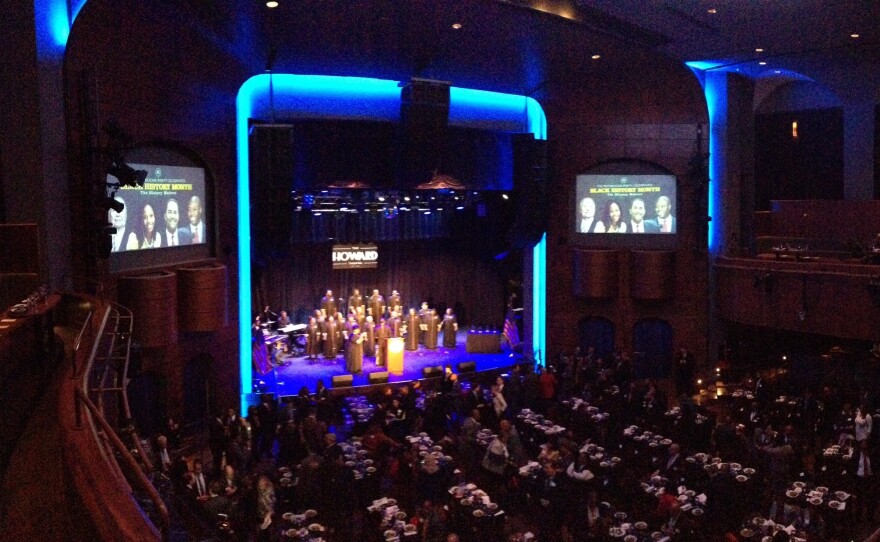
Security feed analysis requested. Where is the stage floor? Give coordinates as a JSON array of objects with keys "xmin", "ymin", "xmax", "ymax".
[{"xmin": 254, "ymin": 331, "xmax": 519, "ymax": 396}]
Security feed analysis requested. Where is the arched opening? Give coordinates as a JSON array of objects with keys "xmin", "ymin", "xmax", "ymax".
[
  {"xmin": 126, "ymin": 371, "xmax": 166, "ymax": 437},
  {"xmin": 632, "ymin": 318, "xmax": 673, "ymax": 379},
  {"xmin": 183, "ymin": 354, "xmax": 213, "ymax": 426},
  {"xmin": 578, "ymin": 316, "xmax": 616, "ymax": 363}
]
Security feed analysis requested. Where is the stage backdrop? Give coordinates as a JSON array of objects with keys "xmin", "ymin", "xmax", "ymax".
[{"xmin": 252, "ymin": 237, "xmax": 514, "ymax": 328}]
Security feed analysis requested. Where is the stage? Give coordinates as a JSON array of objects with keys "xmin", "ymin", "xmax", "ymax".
[{"xmin": 253, "ymin": 330, "xmax": 521, "ymax": 396}]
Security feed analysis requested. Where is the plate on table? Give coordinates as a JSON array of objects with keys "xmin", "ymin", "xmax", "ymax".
[
  {"xmin": 740, "ymin": 528, "xmax": 755, "ymax": 538},
  {"xmin": 404, "ymin": 524, "xmax": 417, "ymax": 533},
  {"xmin": 828, "ymin": 500, "xmax": 842, "ymax": 510},
  {"xmin": 691, "ymin": 508, "xmax": 703, "ymax": 516},
  {"xmin": 792, "ymin": 481, "xmax": 806, "ymax": 489},
  {"xmin": 786, "ymin": 490, "xmax": 799, "ymax": 499},
  {"xmin": 473, "ymin": 509, "xmax": 485, "ymax": 517},
  {"xmin": 282, "ymin": 512, "xmax": 295, "ymax": 521},
  {"xmin": 686, "ymin": 456, "xmax": 696, "ymax": 463},
  {"xmin": 366, "ymin": 466, "xmax": 377, "ymax": 473},
  {"xmin": 634, "ymin": 521, "xmax": 648, "ymax": 530},
  {"xmin": 743, "ymin": 468, "xmax": 756, "ymax": 475},
  {"xmin": 285, "ymin": 528, "xmax": 298, "ymax": 537},
  {"xmin": 308, "ymin": 523, "xmax": 325, "ymax": 532},
  {"xmin": 815, "ymin": 486, "xmax": 828, "ymax": 493},
  {"xmin": 809, "ymin": 497, "xmax": 823, "ymax": 505},
  {"xmin": 624, "ymin": 535, "xmax": 637, "ymax": 542},
  {"xmin": 304, "ymin": 509, "xmax": 318, "ymax": 518},
  {"xmin": 835, "ymin": 491, "xmax": 849, "ymax": 500},
  {"xmin": 487, "ymin": 503, "xmax": 498, "ymax": 511},
  {"xmin": 652, "ymin": 532, "xmax": 663, "ymax": 540},
  {"xmin": 614, "ymin": 511, "xmax": 628, "ymax": 520},
  {"xmin": 736, "ymin": 475, "xmax": 748, "ymax": 482},
  {"xmin": 608, "ymin": 527, "xmax": 625, "ymax": 538}
]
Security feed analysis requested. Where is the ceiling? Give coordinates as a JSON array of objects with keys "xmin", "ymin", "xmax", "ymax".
[{"xmin": 185, "ymin": 0, "xmax": 880, "ymax": 101}]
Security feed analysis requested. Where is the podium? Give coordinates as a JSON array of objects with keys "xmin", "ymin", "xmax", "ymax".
[{"xmin": 387, "ymin": 337, "xmax": 404, "ymax": 375}]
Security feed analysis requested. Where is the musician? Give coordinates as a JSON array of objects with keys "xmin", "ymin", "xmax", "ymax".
[
  {"xmin": 355, "ymin": 305, "xmax": 366, "ymax": 327},
  {"xmin": 441, "ymin": 308, "xmax": 458, "ymax": 348},
  {"xmin": 405, "ymin": 308, "xmax": 420, "ymax": 351},
  {"xmin": 320, "ymin": 290, "xmax": 337, "ymax": 318},
  {"xmin": 348, "ymin": 288, "xmax": 364, "ymax": 314},
  {"xmin": 335, "ymin": 311, "xmax": 346, "ymax": 353},
  {"xmin": 362, "ymin": 315, "xmax": 376, "ymax": 357},
  {"xmin": 368, "ymin": 289, "xmax": 385, "ymax": 320},
  {"xmin": 276, "ymin": 310, "xmax": 291, "ymax": 329},
  {"xmin": 260, "ymin": 305, "xmax": 278, "ymax": 327},
  {"xmin": 306, "ymin": 316, "xmax": 321, "ymax": 361},
  {"xmin": 388, "ymin": 290, "xmax": 402, "ymax": 315},
  {"xmin": 375, "ymin": 317, "xmax": 391, "ymax": 367}
]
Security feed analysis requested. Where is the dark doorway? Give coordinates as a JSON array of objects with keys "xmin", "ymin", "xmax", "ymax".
[
  {"xmin": 578, "ymin": 316, "xmax": 616, "ymax": 363},
  {"xmin": 127, "ymin": 372, "xmax": 166, "ymax": 437},
  {"xmin": 633, "ymin": 318, "xmax": 673, "ymax": 379},
  {"xmin": 183, "ymin": 354, "xmax": 213, "ymax": 426}
]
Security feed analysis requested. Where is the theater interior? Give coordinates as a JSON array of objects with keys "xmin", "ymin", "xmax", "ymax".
[{"xmin": 1, "ymin": 1, "xmax": 880, "ymax": 541}]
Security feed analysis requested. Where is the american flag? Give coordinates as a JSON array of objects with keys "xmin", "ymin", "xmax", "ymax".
[{"xmin": 503, "ymin": 310, "xmax": 520, "ymax": 348}]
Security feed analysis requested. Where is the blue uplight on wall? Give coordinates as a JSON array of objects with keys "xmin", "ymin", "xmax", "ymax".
[
  {"xmin": 686, "ymin": 62, "xmax": 723, "ymax": 253},
  {"xmin": 236, "ymin": 74, "xmax": 547, "ymax": 413}
]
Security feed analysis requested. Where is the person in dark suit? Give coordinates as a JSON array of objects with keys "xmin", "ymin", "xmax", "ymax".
[
  {"xmin": 629, "ymin": 197, "xmax": 660, "ymax": 233},
  {"xmin": 404, "ymin": 308, "xmax": 420, "ymax": 351},
  {"xmin": 163, "ymin": 198, "xmax": 192, "ymax": 246},
  {"xmin": 647, "ymin": 195, "xmax": 676, "ymax": 233},
  {"xmin": 320, "ymin": 290, "xmax": 336, "ymax": 318}
]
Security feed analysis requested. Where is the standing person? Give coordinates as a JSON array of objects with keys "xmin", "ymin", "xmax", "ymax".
[
  {"xmin": 362, "ymin": 315, "xmax": 376, "ymax": 357},
  {"xmin": 404, "ymin": 308, "xmax": 420, "ymax": 351},
  {"xmin": 305, "ymin": 316, "xmax": 321, "ymax": 361},
  {"xmin": 441, "ymin": 308, "xmax": 458, "ymax": 348},
  {"xmin": 163, "ymin": 198, "xmax": 192, "ymax": 246},
  {"xmin": 347, "ymin": 288, "xmax": 364, "ymax": 314},
  {"xmin": 345, "ymin": 325, "xmax": 364, "ymax": 374},
  {"xmin": 674, "ymin": 347, "xmax": 695, "ymax": 399},
  {"xmin": 855, "ymin": 404, "xmax": 873, "ymax": 444},
  {"xmin": 254, "ymin": 475, "xmax": 275, "ymax": 541},
  {"xmin": 538, "ymin": 366, "xmax": 559, "ymax": 414},
  {"xmin": 602, "ymin": 200, "xmax": 627, "ymax": 233},
  {"xmin": 322, "ymin": 316, "xmax": 339, "ymax": 359},
  {"xmin": 375, "ymin": 317, "xmax": 391, "ymax": 367},
  {"xmin": 187, "ymin": 195, "xmax": 205, "ymax": 244},
  {"xmin": 577, "ymin": 196, "xmax": 605, "ymax": 233},
  {"xmin": 388, "ymin": 310, "xmax": 403, "ymax": 338},
  {"xmin": 368, "ymin": 289, "xmax": 385, "ymax": 320},
  {"xmin": 424, "ymin": 309, "xmax": 440, "ymax": 349},
  {"xmin": 418, "ymin": 302, "xmax": 431, "ymax": 344},
  {"xmin": 388, "ymin": 289, "xmax": 402, "ymax": 315},
  {"xmin": 320, "ymin": 289, "xmax": 336, "ymax": 318}
]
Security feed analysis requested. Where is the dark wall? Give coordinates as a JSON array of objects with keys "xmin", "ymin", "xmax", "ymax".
[
  {"xmin": 755, "ymin": 108, "xmax": 844, "ymax": 210},
  {"xmin": 541, "ymin": 53, "xmax": 710, "ymax": 368}
]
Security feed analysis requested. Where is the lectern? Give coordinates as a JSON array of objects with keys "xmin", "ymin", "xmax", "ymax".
[{"xmin": 387, "ymin": 337, "xmax": 404, "ymax": 375}]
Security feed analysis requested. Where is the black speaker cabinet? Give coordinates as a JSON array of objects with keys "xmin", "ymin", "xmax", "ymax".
[
  {"xmin": 368, "ymin": 371, "xmax": 390, "ymax": 384},
  {"xmin": 422, "ymin": 366, "xmax": 444, "ymax": 378},
  {"xmin": 331, "ymin": 374, "xmax": 353, "ymax": 388},
  {"xmin": 457, "ymin": 361, "xmax": 477, "ymax": 373}
]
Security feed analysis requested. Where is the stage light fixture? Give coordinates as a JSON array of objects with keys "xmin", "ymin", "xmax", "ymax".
[{"xmin": 107, "ymin": 162, "xmax": 147, "ymax": 188}]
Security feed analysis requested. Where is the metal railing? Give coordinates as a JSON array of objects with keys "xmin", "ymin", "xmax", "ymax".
[{"xmin": 71, "ymin": 294, "xmax": 169, "ymax": 541}]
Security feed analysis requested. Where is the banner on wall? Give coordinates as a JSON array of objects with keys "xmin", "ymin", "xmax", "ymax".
[{"xmin": 332, "ymin": 244, "xmax": 379, "ymax": 269}]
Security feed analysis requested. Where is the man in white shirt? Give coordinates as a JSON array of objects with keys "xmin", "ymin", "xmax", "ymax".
[
  {"xmin": 187, "ymin": 195, "xmax": 205, "ymax": 244},
  {"xmin": 164, "ymin": 198, "xmax": 193, "ymax": 246},
  {"xmin": 108, "ymin": 196, "xmax": 129, "ymax": 252},
  {"xmin": 577, "ymin": 196, "xmax": 605, "ymax": 233},
  {"xmin": 630, "ymin": 197, "xmax": 659, "ymax": 233},
  {"xmin": 649, "ymin": 195, "xmax": 676, "ymax": 233}
]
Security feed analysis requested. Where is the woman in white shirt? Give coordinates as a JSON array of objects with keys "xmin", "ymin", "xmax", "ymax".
[{"xmin": 855, "ymin": 405, "xmax": 873, "ymax": 442}]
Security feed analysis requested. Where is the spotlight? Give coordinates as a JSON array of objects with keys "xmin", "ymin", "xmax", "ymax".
[
  {"xmin": 303, "ymin": 194, "xmax": 315, "ymax": 209},
  {"xmin": 108, "ymin": 162, "xmax": 147, "ymax": 188}
]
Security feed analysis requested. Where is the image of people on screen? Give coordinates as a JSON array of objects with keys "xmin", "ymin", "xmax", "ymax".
[
  {"xmin": 136, "ymin": 203, "xmax": 162, "ymax": 249},
  {"xmin": 648, "ymin": 195, "xmax": 676, "ymax": 233},
  {"xmin": 108, "ymin": 195, "xmax": 138, "ymax": 252},
  {"xmin": 187, "ymin": 195, "xmax": 205, "ymax": 244},
  {"xmin": 629, "ymin": 197, "xmax": 659, "ymax": 233},
  {"xmin": 164, "ymin": 198, "xmax": 192, "ymax": 247},
  {"xmin": 603, "ymin": 200, "xmax": 627, "ymax": 233},
  {"xmin": 577, "ymin": 196, "xmax": 606, "ymax": 233}
]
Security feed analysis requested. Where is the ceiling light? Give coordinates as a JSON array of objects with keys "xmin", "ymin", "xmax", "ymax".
[
  {"xmin": 707, "ymin": 8, "xmax": 717, "ymax": 14},
  {"xmin": 591, "ymin": 54, "xmax": 601, "ymax": 60},
  {"xmin": 755, "ymin": 47, "xmax": 764, "ymax": 53},
  {"xmin": 451, "ymin": 22, "xmax": 462, "ymax": 30},
  {"xmin": 759, "ymin": 61, "xmax": 767, "ymax": 66},
  {"xmin": 774, "ymin": 70, "xmax": 782, "ymax": 74},
  {"xmin": 266, "ymin": 1, "xmax": 278, "ymax": 7},
  {"xmin": 850, "ymin": 33, "xmax": 860, "ymax": 39}
]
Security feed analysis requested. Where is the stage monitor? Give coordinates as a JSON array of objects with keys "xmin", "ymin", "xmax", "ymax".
[{"xmin": 573, "ymin": 174, "xmax": 678, "ymax": 250}]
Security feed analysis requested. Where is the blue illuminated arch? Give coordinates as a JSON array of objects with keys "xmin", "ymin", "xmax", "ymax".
[{"xmin": 236, "ymin": 74, "xmax": 547, "ymax": 413}]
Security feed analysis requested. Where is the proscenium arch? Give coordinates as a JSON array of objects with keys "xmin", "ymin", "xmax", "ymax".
[{"xmin": 236, "ymin": 74, "xmax": 547, "ymax": 414}]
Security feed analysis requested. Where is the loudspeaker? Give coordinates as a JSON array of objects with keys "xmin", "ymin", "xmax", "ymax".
[
  {"xmin": 249, "ymin": 124, "xmax": 294, "ymax": 252},
  {"xmin": 423, "ymin": 366, "xmax": 444, "ymax": 378},
  {"xmin": 397, "ymin": 79, "xmax": 450, "ymax": 188},
  {"xmin": 368, "ymin": 371, "xmax": 389, "ymax": 384},
  {"xmin": 507, "ymin": 134, "xmax": 548, "ymax": 249},
  {"xmin": 331, "ymin": 374, "xmax": 353, "ymax": 388},
  {"xmin": 457, "ymin": 361, "xmax": 477, "ymax": 373}
]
